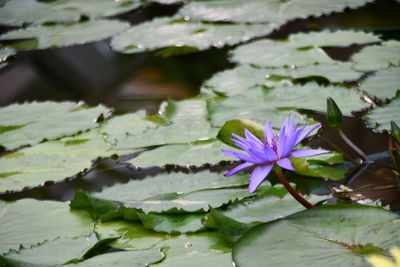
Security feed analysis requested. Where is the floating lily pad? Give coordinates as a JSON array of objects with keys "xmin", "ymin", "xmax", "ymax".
[
  {"xmin": 113, "ymin": 99, "xmax": 217, "ymax": 150},
  {"xmin": 359, "ymin": 66, "xmax": 400, "ymax": 100},
  {"xmin": 233, "ymin": 205, "xmax": 400, "ymax": 267},
  {"xmin": 111, "ymin": 16, "xmax": 275, "ymax": 54},
  {"xmin": 91, "ymin": 170, "xmax": 253, "ymax": 213},
  {"xmin": 179, "ymin": 0, "xmax": 372, "ymax": 23},
  {"xmin": 209, "ymin": 84, "xmax": 367, "ymax": 127},
  {"xmin": 123, "ymin": 187, "xmax": 252, "ymax": 213},
  {"xmin": 128, "ymin": 140, "xmax": 234, "ymax": 168},
  {"xmin": 0, "ymin": 19, "xmax": 130, "ymax": 50},
  {"xmin": 221, "ymin": 191, "xmax": 327, "ymax": 224},
  {"xmin": 152, "ymin": 233, "xmax": 232, "ymax": 267},
  {"xmin": 288, "ymin": 30, "xmax": 380, "ymax": 48},
  {"xmin": 75, "ymin": 249, "xmax": 165, "ymax": 267},
  {"xmin": 209, "ymin": 98, "xmax": 311, "ymax": 128},
  {"xmin": 138, "ymin": 213, "xmax": 206, "ymax": 234},
  {"xmin": 0, "ymin": 130, "xmax": 122, "ymax": 193},
  {"xmin": 3, "ymin": 235, "xmax": 99, "ymax": 266},
  {"xmin": 0, "ymin": 0, "xmax": 141, "ymax": 26},
  {"xmin": 93, "ymin": 170, "xmax": 248, "ymax": 203},
  {"xmin": 0, "ymin": 46, "xmax": 15, "ymax": 68},
  {"xmin": 0, "ymin": 101, "xmax": 109, "ymax": 150},
  {"xmin": 352, "ymin": 40, "xmax": 400, "ymax": 71},
  {"xmin": 364, "ymin": 99, "xmax": 400, "ymax": 132},
  {"xmin": 202, "ymin": 63, "xmax": 362, "ymax": 97},
  {"xmin": 0, "ymin": 199, "xmax": 93, "ymax": 255},
  {"xmin": 262, "ymin": 84, "xmax": 368, "ymax": 114},
  {"xmin": 95, "ymin": 220, "xmax": 168, "ymax": 250},
  {"xmin": 101, "ymin": 111, "xmax": 157, "ymax": 146},
  {"xmin": 230, "ymin": 39, "xmax": 334, "ymax": 67}
]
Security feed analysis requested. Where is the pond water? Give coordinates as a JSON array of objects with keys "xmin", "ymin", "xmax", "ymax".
[{"xmin": 0, "ymin": 0, "xmax": 400, "ymax": 266}]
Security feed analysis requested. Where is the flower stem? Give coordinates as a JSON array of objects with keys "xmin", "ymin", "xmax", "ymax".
[
  {"xmin": 337, "ymin": 128, "xmax": 372, "ymax": 163},
  {"xmin": 274, "ymin": 167, "xmax": 314, "ymax": 209}
]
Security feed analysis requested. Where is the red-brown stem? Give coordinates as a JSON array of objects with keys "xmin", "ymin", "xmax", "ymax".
[
  {"xmin": 337, "ymin": 128, "xmax": 372, "ymax": 163},
  {"xmin": 275, "ymin": 167, "xmax": 314, "ymax": 209}
]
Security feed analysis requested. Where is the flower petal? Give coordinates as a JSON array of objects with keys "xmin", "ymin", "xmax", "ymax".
[
  {"xmin": 221, "ymin": 149, "xmax": 261, "ymax": 164},
  {"xmin": 248, "ymin": 147, "xmax": 277, "ymax": 163},
  {"xmin": 276, "ymin": 158, "xmax": 295, "ymax": 171},
  {"xmin": 224, "ymin": 162, "xmax": 254, "ymax": 177},
  {"xmin": 295, "ymin": 123, "xmax": 321, "ymax": 146},
  {"xmin": 289, "ymin": 149, "xmax": 330, "ymax": 158},
  {"xmin": 248, "ymin": 164, "xmax": 273, "ymax": 192},
  {"xmin": 244, "ymin": 128, "xmax": 263, "ymax": 147},
  {"xmin": 264, "ymin": 120, "xmax": 274, "ymax": 144}
]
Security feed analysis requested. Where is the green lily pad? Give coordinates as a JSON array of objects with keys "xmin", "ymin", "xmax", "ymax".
[
  {"xmin": 209, "ymin": 84, "xmax": 367, "ymax": 127},
  {"xmin": 93, "ymin": 170, "xmax": 248, "ymax": 204},
  {"xmin": 232, "ymin": 205, "xmax": 400, "ymax": 267},
  {"xmin": 3, "ymin": 235, "xmax": 100, "ymax": 266},
  {"xmin": 128, "ymin": 140, "xmax": 234, "ymax": 168},
  {"xmin": 0, "ymin": 101, "xmax": 109, "ymax": 150},
  {"xmin": 202, "ymin": 63, "xmax": 363, "ymax": 97},
  {"xmin": 75, "ymin": 249, "xmax": 165, "ymax": 267},
  {"xmin": 0, "ymin": 46, "xmax": 15, "ymax": 68},
  {"xmin": 138, "ymin": 212, "xmax": 206, "ymax": 234},
  {"xmin": 0, "ymin": 0, "xmax": 140, "ymax": 26},
  {"xmin": 111, "ymin": 16, "xmax": 275, "ymax": 54},
  {"xmin": 262, "ymin": 83, "xmax": 368, "ymax": 114},
  {"xmin": 221, "ymin": 191, "xmax": 328, "ymax": 225},
  {"xmin": 101, "ymin": 111, "xmax": 157, "ymax": 146},
  {"xmin": 113, "ymin": 99, "xmax": 218, "ymax": 150},
  {"xmin": 179, "ymin": 0, "xmax": 372, "ymax": 23},
  {"xmin": 152, "ymin": 233, "xmax": 232, "ymax": 267},
  {"xmin": 0, "ymin": 130, "xmax": 122, "ymax": 193},
  {"xmin": 209, "ymin": 97, "xmax": 312, "ymax": 128},
  {"xmin": 230, "ymin": 39, "xmax": 334, "ymax": 67},
  {"xmin": 0, "ymin": 199, "xmax": 93, "ymax": 255},
  {"xmin": 359, "ymin": 66, "xmax": 400, "ymax": 100},
  {"xmin": 95, "ymin": 220, "xmax": 168, "ymax": 250},
  {"xmin": 288, "ymin": 30, "xmax": 381, "ymax": 48},
  {"xmin": 0, "ymin": 19, "xmax": 130, "ymax": 50},
  {"xmin": 352, "ymin": 40, "xmax": 400, "ymax": 71},
  {"xmin": 364, "ymin": 99, "xmax": 400, "ymax": 132},
  {"xmin": 98, "ymin": 187, "xmax": 253, "ymax": 214}
]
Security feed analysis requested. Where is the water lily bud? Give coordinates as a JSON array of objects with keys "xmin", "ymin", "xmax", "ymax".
[
  {"xmin": 326, "ymin": 97, "xmax": 343, "ymax": 128},
  {"xmin": 391, "ymin": 121, "xmax": 400, "ymax": 143}
]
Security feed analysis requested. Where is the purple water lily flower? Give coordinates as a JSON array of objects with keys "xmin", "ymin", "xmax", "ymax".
[{"xmin": 222, "ymin": 115, "xmax": 329, "ymax": 193}]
